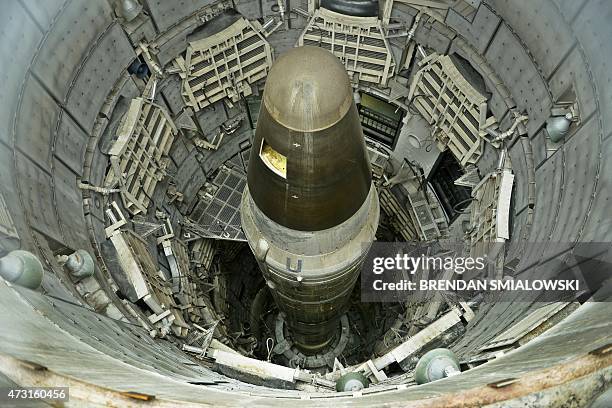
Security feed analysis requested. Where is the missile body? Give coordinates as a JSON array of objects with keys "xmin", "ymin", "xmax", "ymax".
[{"xmin": 241, "ymin": 46, "xmax": 379, "ymax": 354}]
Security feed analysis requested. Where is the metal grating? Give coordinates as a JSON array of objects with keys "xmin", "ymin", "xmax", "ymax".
[
  {"xmin": 105, "ymin": 97, "xmax": 177, "ymax": 215},
  {"xmin": 408, "ymin": 53, "xmax": 497, "ymax": 166},
  {"xmin": 298, "ymin": 8, "xmax": 395, "ymax": 87},
  {"xmin": 227, "ymin": 154, "xmax": 244, "ymax": 173},
  {"xmin": 186, "ymin": 166, "xmax": 246, "ymax": 241},
  {"xmin": 176, "ymin": 18, "xmax": 272, "ymax": 111}
]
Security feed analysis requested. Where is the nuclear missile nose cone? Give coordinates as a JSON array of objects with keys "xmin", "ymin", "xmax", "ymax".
[
  {"xmin": 247, "ymin": 46, "xmax": 372, "ymax": 231},
  {"xmin": 263, "ymin": 46, "xmax": 353, "ymax": 132}
]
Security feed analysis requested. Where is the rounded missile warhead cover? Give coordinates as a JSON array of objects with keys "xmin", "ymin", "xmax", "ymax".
[
  {"xmin": 0, "ymin": 250, "xmax": 44, "ymax": 290},
  {"xmin": 263, "ymin": 46, "xmax": 353, "ymax": 132},
  {"xmin": 247, "ymin": 46, "xmax": 372, "ymax": 231},
  {"xmin": 414, "ymin": 348, "xmax": 461, "ymax": 385}
]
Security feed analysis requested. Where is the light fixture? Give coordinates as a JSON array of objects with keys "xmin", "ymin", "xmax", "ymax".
[
  {"xmin": 0, "ymin": 250, "xmax": 44, "ymax": 290},
  {"xmin": 117, "ymin": 0, "xmax": 142, "ymax": 23},
  {"xmin": 414, "ymin": 348, "xmax": 461, "ymax": 384},
  {"xmin": 546, "ymin": 112, "xmax": 573, "ymax": 143}
]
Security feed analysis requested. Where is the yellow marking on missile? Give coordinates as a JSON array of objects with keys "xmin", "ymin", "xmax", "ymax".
[{"xmin": 260, "ymin": 140, "xmax": 287, "ymax": 178}]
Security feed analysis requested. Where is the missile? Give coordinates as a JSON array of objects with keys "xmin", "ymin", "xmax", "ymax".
[{"xmin": 241, "ymin": 46, "xmax": 379, "ymax": 354}]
